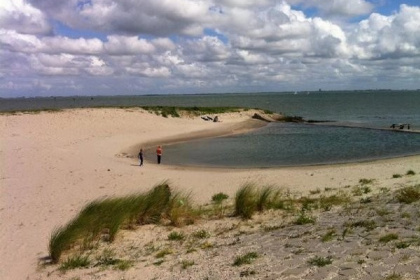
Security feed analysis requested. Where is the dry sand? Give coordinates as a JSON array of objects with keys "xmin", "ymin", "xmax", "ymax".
[{"xmin": 1, "ymin": 108, "xmax": 419, "ymax": 280}]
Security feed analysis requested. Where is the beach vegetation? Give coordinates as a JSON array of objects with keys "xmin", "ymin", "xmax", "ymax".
[
  {"xmin": 59, "ymin": 255, "xmax": 91, "ymax": 271},
  {"xmin": 379, "ymin": 233, "xmax": 398, "ymax": 243},
  {"xmin": 0, "ymin": 108, "xmax": 62, "ymax": 115},
  {"xmin": 294, "ymin": 211, "xmax": 316, "ymax": 225},
  {"xmin": 321, "ymin": 229, "xmax": 337, "ymax": 242},
  {"xmin": 141, "ymin": 106, "xmax": 242, "ymax": 118},
  {"xmin": 95, "ymin": 249, "xmax": 133, "ymax": 270},
  {"xmin": 406, "ymin": 170, "xmax": 416, "ymax": 176},
  {"xmin": 396, "ymin": 184, "xmax": 420, "ymax": 204},
  {"xmin": 233, "ymin": 252, "xmax": 258, "ymax": 266},
  {"xmin": 212, "ymin": 192, "xmax": 229, "ymax": 203},
  {"xmin": 234, "ymin": 184, "xmax": 258, "ymax": 219},
  {"xmin": 168, "ymin": 231, "xmax": 185, "ymax": 241},
  {"xmin": 384, "ymin": 273, "xmax": 403, "ymax": 280},
  {"xmin": 211, "ymin": 192, "xmax": 229, "ymax": 218},
  {"xmin": 392, "ymin": 174, "xmax": 402, "ymax": 178},
  {"xmin": 349, "ymin": 220, "xmax": 377, "ymax": 231},
  {"xmin": 181, "ymin": 260, "xmax": 195, "ymax": 269},
  {"xmin": 307, "ymin": 256, "xmax": 332, "ymax": 267},
  {"xmin": 48, "ymin": 183, "xmax": 197, "ymax": 263},
  {"xmin": 309, "ymin": 188, "xmax": 321, "ymax": 195},
  {"xmin": 155, "ymin": 248, "xmax": 173, "ymax": 258},
  {"xmin": 192, "ymin": 229, "xmax": 210, "ymax": 239},
  {"xmin": 359, "ymin": 178, "xmax": 375, "ymax": 185}
]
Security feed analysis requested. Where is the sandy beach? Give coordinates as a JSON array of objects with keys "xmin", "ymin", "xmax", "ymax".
[{"xmin": 1, "ymin": 108, "xmax": 419, "ymax": 280}]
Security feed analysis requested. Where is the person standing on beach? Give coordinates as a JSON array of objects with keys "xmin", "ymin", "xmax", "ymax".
[
  {"xmin": 138, "ymin": 148, "xmax": 144, "ymax": 166},
  {"xmin": 156, "ymin": 145, "xmax": 163, "ymax": 164}
]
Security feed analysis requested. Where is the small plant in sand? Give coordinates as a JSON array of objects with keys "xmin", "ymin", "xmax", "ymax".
[
  {"xmin": 396, "ymin": 185, "xmax": 420, "ymax": 204},
  {"xmin": 307, "ymin": 256, "xmax": 333, "ymax": 267},
  {"xmin": 181, "ymin": 260, "xmax": 195, "ymax": 269},
  {"xmin": 309, "ymin": 188, "xmax": 321, "ymax": 195},
  {"xmin": 384, "ymin": 273, "xmax": 403, "ymax": 280},
  {"xmin": 155, "ymin": 248, "xmax": 173, "ymax": 258},
  {"xmin": 359, "ymin": 178, "xmax": 375, "ymax": 185},
  {"xmin": 406, "ymin": 170, "xmax": 416, "ymax": 176},
  {"xmin": 192, "ymin": 229, "xmax": 210, "ymax": 239},
  {"xmin": 349, "ymin": 220, "xmax": 377, "ymax": 232},
  {"xmin": 294, "ymin": 211, "xmax": 316, "ymax": 225},
  {"xmin": 392, "ymin": 174, "xmax": 402, "ymax": 178},
  {"xmin": 233, "ymin": 252, "xmax": 258, "ymax": 266},
  {"xmin": 321, "ymin": 229, "xmax": 337, "ymax": 242},
  {"xmin": 59, "ymin": 255, "xmax": 91, "ymax": 271},
  {"xmin": 379, "ymin": 233, "xmax": 399, "ymax": 243},
  {"xmin": 211, "ymin": 192, "xmax": 229, "ymax": 217},
  {"xmin": 168, "ymin": 231, "xmax": 185, "ymax": 241}
]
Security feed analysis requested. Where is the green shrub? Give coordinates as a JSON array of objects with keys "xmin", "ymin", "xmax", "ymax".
[
  {"xmin": 192, "ymin": 229, "xmax": 210, "ymax": 239},
  {"xmin": 233, "ymin": 252, "xmax": 258, "ymax": 266},
  {"xmin": 396, "ymin": 185, "xmax": 420, "ymax": 204},
  {"xmin": 211, "ymin": 193, "xmax": 229, "ymax": 204},
  {"xmin": 392, "ymin": 174, "xmax": 402, "ymax": 178},
  {"xmin": 406, "ymin": 170, "xmax": 416, "ymax": 176},
  {"xmin": 307, "ymin": 256, "xmax": 332, "ymax": 267},
  {"xmin": 168, "ymin": 231, "xmax": 185, "ymax": 241}
]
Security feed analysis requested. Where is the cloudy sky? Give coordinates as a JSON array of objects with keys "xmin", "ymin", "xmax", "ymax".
[{"xmin": 1, "ymin": 0, "xmax": 419, "ymax": 97}]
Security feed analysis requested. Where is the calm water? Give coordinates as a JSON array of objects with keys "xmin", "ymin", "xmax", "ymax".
[{"xmin": 2, "ymin": 90, "xmax": 420, "ymax": 167}]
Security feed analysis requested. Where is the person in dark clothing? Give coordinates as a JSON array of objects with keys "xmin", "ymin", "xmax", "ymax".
[
  {"xmin": 138, "ymin": 148, "xmax": 143, "ymax": 166},
  {"xmin": 156, "ymin": 146, "xmax": 162, "ymax": 164}
]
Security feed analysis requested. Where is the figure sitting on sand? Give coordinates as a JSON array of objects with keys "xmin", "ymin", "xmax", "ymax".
[{"xmin": 156, "ymin": 145, "xmax": 162, "ymax": 164}]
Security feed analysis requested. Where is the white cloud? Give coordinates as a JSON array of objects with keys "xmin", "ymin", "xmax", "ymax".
[
  {"xmin": 350, "ymin": 4, "xmax": 420, "ymax": 59},
  {"xmin": 0, "ymin": 0, "xmax": 52, "ymax": 35},
  {"xmin": 1, "ymin": 1, "xmax": 420, "ymax": 97}
]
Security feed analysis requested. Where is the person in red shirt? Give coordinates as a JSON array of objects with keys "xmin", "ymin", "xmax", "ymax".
[{"xmin": 156, "ymin": 145, "xmax": 163, "ymax": 164}]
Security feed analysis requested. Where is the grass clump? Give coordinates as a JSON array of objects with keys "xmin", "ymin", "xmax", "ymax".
[
  {"xmin": 168, "ymin": 231, "xmax": 185, "ymax": 241},
  {"xmin": 212, "ymin": 192, "xmax": 229, "ymax": 204},
  {"xmin": 396, "ymin": 185, "xmax": 420, "ymax": 204},
  {"xmin": 59, "ymin": 255, "xmax": 90, "ymax": 271},
  {"xmin": 192, "ymin": 229, "xmax": 210, "ymax": 239},
  {"xmin": 211, "ymin": 192, "xmax": 229, "ymax": 217},
  {"xmin": 234, "ymin": 184, "xmax": 257, "ymax": 219},
  {"xmin": 294, "ymin": 212, "xmax": 316, "ymax": 225},
  {"xmin": 406, "ymin": 170, "xmax": 416, "ymax": 176},
  {"xmin": 349, "ymin": 220, "xmax": 377, "ymax": 231},
  {"xmin": 233, "ymin": 252, "xmax": 258, "ymax": 266},
  {"xmin": 49, "ymin": 183, "xmax": 197, "ymax": 263},
  {"xmin": 321, "ymin": 230, "xmax": 336, "ymax": 242},
  {"xmin": 392, "ymin": 174, "xmax": 402, "ymax": 178},
  {"xmin": 307, "ymin": 256, "xmax": 332, "ymax": 267},
  {"xmin": 379, "ymin": 233, "xmax": 399, "ymax": 243},
  {"xmin": 234, "ymin": 184, "xmax": 285, "ymax": 219},
  {"xmin": 181, "ymin": 260, "xmax": 195, "ymax": 269},
  {"xmin": 155, "ymin": 248, "xmax": 173, "ymax": 258},
  {"xmin": 359, "ymin": 178, "xmax": 374, "ymax": 185}
]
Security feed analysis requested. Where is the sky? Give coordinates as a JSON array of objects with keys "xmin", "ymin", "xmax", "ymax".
[{"xmin": 0, "ymin": 0, "xmax": 420, "ymax": 97}]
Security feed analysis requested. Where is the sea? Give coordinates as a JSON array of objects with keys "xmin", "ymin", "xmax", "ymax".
[{"xmin": 1, "ymin": 90, "xmax": 420, "ymax": 167}]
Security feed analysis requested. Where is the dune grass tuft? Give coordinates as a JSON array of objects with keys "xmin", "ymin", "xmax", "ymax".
[
  {"xmin": 48, "ymin": 182, "xmax": 198, "ymax": 263},
  {"xmin": 234, "ymin": 184, "xmax": 258, "ymax": 219}
]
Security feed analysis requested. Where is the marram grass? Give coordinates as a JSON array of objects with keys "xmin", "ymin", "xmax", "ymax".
[{"xmin": 49, "ymin": 182, "xmax": 196, "ymax": 263}]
